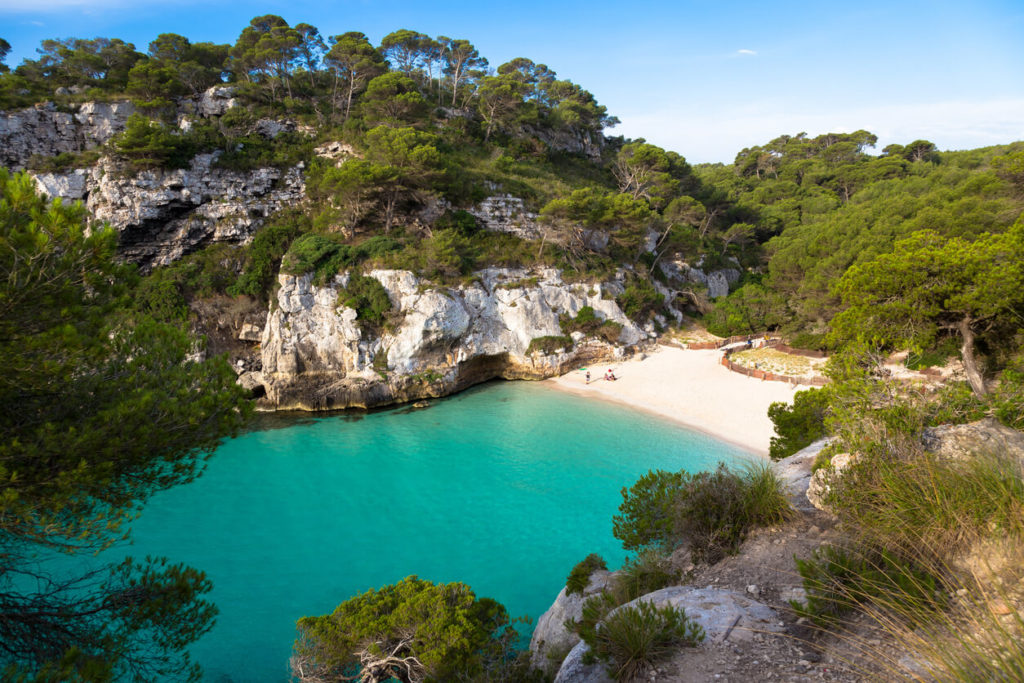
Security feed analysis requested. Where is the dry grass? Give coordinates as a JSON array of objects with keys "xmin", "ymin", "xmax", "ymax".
[
  {"xmin": 731, "ymin": 347, "xmax": 826, "ymax": 378},
  {"xmin": 662, "ymin": 322, "xmax": 721, "ymax": 345}
]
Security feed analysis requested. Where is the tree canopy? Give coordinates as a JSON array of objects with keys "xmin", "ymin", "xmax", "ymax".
[{"xmin": 0, "ymin": 170, "xmax": 250, "ymax": 679}]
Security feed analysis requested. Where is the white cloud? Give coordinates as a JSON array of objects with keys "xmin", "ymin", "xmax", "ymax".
[
  {"xmin": 614, "ymin": 98, "xmax": 1024, "ymax": 163},
  {"xmin": 737, "ymin": 49, "xmax": 757, "ymax": 56}
]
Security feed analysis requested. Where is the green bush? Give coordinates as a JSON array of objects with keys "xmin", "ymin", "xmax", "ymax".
[
  {"xmin": 767, "ymin": 387, "xmax": 831, "ymax": 460},
  {"xmin": 793, "ymin": 545, "xmax": 944, "ymax": 628},
  {"xmin": 229, "ymin": 216, "xmax": 307, "ymax": 299},
  {"xmin": 615, "ymin": 551, "xmax": 679, "ymax": 602},
  {"xmin": 337, "ymin": 274, "xmax": 392, "ymax": 330},
  {"xmin": 613, "ymin": 463, "xmax": 791, "ymax": 563},
  {"xmin": 113, "ymin": 113, "xmax": 195, "ymax": 170},
  {"xmin": 585, "ymin": 601, "xmax": 704, "ymax": 682},
  {"xmin": 616, "ymin": 278, "xmax": 664, "ymax": 322},
  {"xmin": 293, "ymin": 576, "xmax": 519, "ymax": 683},
  {"xmin": 26, "ymin": 149, "xmax": 103, "ymax": 173},
  {"xmin": 566, "ymin": 553, "xmax": 608, "ymax": 596},
  {"xmin": 527, "ymin": 335, "xmax": 573, "ymax": 355}
]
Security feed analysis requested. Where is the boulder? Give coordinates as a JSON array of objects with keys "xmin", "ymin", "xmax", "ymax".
[
  {"xmin": 806, "ymin": 452, "xmax": 856, "ymax": 513},
  {"xmin": 197, "ymin": 86, "xmax": 237, "ymax": 117},
  {"xmin": 553, "ymin": 586, "xmax": 784, "ymax": 682},
  {"xmin": 921, "ymin": 418, "xmax": 1024, "ymax": 461},
  {"xmin": 773, "ymin": 438, "xmax": 831, "ymax": 512},
  {"xmin": 529, "ymin": 570, "xmax": 615, "ymax": 673}
]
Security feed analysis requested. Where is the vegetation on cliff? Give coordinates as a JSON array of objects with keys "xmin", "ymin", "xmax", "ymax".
[{"xmin": 0, "ymin": 170, "xmax": 250, "ymax": 680}]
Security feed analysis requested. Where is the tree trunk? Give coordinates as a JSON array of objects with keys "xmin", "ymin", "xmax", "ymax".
[{"xmin": 958, "ymin": 317, "xmax": 988, "ymax": 397}]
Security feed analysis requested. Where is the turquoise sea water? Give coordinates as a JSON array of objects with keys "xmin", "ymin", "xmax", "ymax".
[{"xmin": 111, "ymin": 380, "xmax": 748, "ymax": 681}]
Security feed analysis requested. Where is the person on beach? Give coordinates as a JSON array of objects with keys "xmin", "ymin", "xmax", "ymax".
[
  {"xmin": 585, "ymin": 371, "xmax": 591, "ymax": 384},
  {"xmin": 606, "ymin": 369, "xmax": 617, "ymax": 381}
]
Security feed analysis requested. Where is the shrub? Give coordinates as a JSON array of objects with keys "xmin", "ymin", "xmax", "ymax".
[
  {"xmin": 616, "ymin": 278, "xmax": 664, "ymax": 322},
  {"xmin": 292, "ymin": 576, "xmax": 519, "ymax": 683},
  {"xmin": 614, "ymin": 551, "xmax": 679, "ymax": 602},
  {"xmin": 566, "ymin": 553, "xmax": 608, "ymax": 596},
  {"xmin": 337, "ymin": 274, "xmax": 392, "ymax": 330},
  {"xmin": 527, "ymin": 335, "xmax": 573, "ymax": 355},
  {"xmin": 229, "ymin": 216, "xmax": 307, "ymax": 299},
  {"xmin": 585, "ymin": 601, "xmax": 703, "ymax": 681},
  {"xmin": 112, "ymin": 113, "xmax": 194, "ymax": 170},
  {"xmin": 612, "ymin": 470, "xmax": 688, "ymax": 552},
  {"xmin": 793, "ymin": 545, "xmax": 944, "ymax": 628},
  {"xmin": 613, "ymin": 463, "xmax": 791, "ymax": 563},
  {"xmin": 767, "ymin": 387, "xmax": 831, "ymax": 460}
]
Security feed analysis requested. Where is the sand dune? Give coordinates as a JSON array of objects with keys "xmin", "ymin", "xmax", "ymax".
[{"xmin": 545, "ymin": 346, "xmax": 803, "ymax": 456}]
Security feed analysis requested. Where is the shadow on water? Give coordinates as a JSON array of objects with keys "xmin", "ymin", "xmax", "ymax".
[{"xmin": 242, "ymin": 379, "xmax": 515, "ymax": 433}]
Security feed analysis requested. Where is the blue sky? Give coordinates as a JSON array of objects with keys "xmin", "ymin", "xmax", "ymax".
[{"xmin": 2, "ymin": 0, "xmax": 1022, "ymax": 163}]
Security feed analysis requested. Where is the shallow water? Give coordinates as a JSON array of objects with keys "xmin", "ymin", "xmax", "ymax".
[{"xmin": 114, "ymin": 380, "xmax": 748, "ymax": 681}]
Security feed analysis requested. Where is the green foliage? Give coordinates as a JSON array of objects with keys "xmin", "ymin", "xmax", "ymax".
[
  {"xmin": 830, "ymin": 225, "xmax": 1024, "ymax": 395},
  {"xmin": 616, "ymin": 277, "xmax": 664, "ymax": 323},
  {"xmin": 229, "ymin": 213, "xmax": 308, "ymax": 299},
  {"xmin": 612, "ymin": 470, "xmax": 687, "ymax": 552},
  {"xmin": 793, "ymin": 545, "xmax": 943, "ymax": 628},
  {"xmin": 614, "ymin": 550, "xmax": 679, "ymax": 601},
  {"xmin": 566, "ymin": 554, "xmax": 608, "ymax": 596},
  {"xmin": 337, "ymin": 273, "xmax": 392, "ymax": 330},
  {"xmin": 767, "ymin": 387, "xmax": 831, "ymax": 460},
  {"xmin": 292, "ymin": 576, "xmax": 519, "ymax": 683},
  {"xmin": 214, "ymin": 130, "xmax": 314, "ymax": 172},
  {"xmin": 613, "ymin": 463, "xmax": 791, "ymax": 562},
  {"xmin": 584, "ymin": 601, "xmax": 704, "ymax": 682},
  {"xmin": 135, "ymin": 244, "xmax": 240, "ymax": 322},
  {"xmin": 112, "ymin": 113, "xmax": 195, "ymax": 170},
  {"xmin": 26, "ymin": 149, "xmax": 103, "ymax": 173},
  {"xmin": 527, "ymin": 335, "xmax": 573, "ymax": 355},
  {"xmin": 704, "ymin": 283, "xmax": 786, "ymax": 337},
  {"xmin": 0, "ymin": 170, "xmax": 248, "ymax": 679}
]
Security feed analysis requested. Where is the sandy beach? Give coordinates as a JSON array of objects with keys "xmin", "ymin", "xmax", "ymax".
[{"xmin": 545, "ymin": 346, "xmax": 804, "ymax": 456}]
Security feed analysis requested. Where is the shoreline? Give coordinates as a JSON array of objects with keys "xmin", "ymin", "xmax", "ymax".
[{"xmin": 544, "ymin": 346, "xmax": 802, "ymax": 457}]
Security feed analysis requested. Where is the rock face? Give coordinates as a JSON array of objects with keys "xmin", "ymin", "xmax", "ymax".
[
  {"xmin": 259, "ymin": 267, "xmax": 646, "ymax": 410},
  {"xmin": 32, "ymin": 154, "xmax": 305, "ymax": 268},
  {"xmin": 773, "ymin": 438, "xmax": 831, "ymax": 513},
  {"xmin": 552, "ymin": 586, "xmax": 784, "ymax": 683},
  {"xmin": 469, "ymin": 194, "xmax": 541, "ymax": 240},
  {"xmin": 659, "ymin": 258, "xmax": 741, "ymax": 300},
  {"xmin": 530, "ymin": 570, "xmax": 615, "ymax": 674},
  {"xmin": 0, "ymin": 101, "xmax": 135, "ymax": 170},
  {"xmin": 921, "ymin": 418, "xmax": 1024, "ymax": 461},
  {"xmin": 806, "ymin": 452, "xmax": 856, "ymax": 513}
]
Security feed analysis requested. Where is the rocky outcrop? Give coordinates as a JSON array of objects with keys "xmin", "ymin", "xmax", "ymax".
[
  {"xmin": 519, "ymin": 123, "xmax": 605, "ymax": 161},
  {"xmin": 921, "ymin": 418, "xmax": 1024, "ymax": 461},
  {"xmin": 530, "ymin": 570, "xmax": 615, "ymax": 674},
  {"xmin": 258, "ymin": 267, "xmax": 647, "ymax": 410},
  {"xmin": 32, "ymin": 153, "xmax": 305, "ymax": 268},
  {"xmin": 1, "ymin": 101, "xmax": 135, "ymax": 170},
  {"xmin": 806, "ymin": 452, "xmax": 856, "ymax": 513},
  {"xmin": 659, "ymin": 258, "xmax": 741, "ymax": 299},
  {"xmin": 773, "ymin": 438, "xmax": 831, "ymax": 513},
  {"xmin": 552, "ymin": 586, "xmax": 784, "ymax": 683},
  {"xmin": 469, "ymin": 195, "xmax": 541, "ymax": 240}
]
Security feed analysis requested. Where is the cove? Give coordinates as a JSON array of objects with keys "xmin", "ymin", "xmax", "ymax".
[{"xmin": 117, "ymin": 380, "xmax": 749, "ymax": 681}]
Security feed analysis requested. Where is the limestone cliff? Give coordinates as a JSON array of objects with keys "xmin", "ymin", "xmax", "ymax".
[
  {"xmin": 32, "ymin": 154, "xmax": 305, "ymax": 268},
  {"xmin": 254, "ymin": 267, "xmax": 647, "ymax": 411},
  {"xmin": 0, "ymin": 101, "xmax": 135, "ymax": 170}
]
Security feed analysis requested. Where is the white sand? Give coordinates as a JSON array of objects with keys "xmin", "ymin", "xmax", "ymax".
[{"xmin": 545, "ymin": 346, "xmax": 803, "ymax": 457}]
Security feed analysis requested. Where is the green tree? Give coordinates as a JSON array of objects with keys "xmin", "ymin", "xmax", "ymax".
[
  {"xmin": 361, "ymin": 72, "xmax": 429, "ymax": 125},
  {"xmin": 292, "ymin": 576, "xmax": 516, "ymax": 683},
  {"xmin": 230, "ymin": 15, "xmax": 301, "ymax": 101},
  {"xmin": 476, "ymin": 73, "xmax": 528, "ymax": 141},
  {"xmin": 379, "ymin": 29, "xmax": 431, "ymax": 78},
  {"xmin": 612, "ymin": 141, "xmax": 688, "ymax": 208},
  {"xmin": 831, "ymin": 224, "xmax": 1024, "ymax": 396},
  {"xmin": 439, "ymin": 37, "xmax": 487, "ymax": 107},
  {"xmin": 0, "ymin": 37, "xmax": 11, "ymax": 73},
  {"xmin": 0, "ymin": 170, "xmax": 249, "ymax": 679},
  {"xmin": 361, "ymin": 125, "xmax": 442, "ymax": 230},
  {"xmin": 126, "ymin": 59, "xmax": 185, "ymax": 109},
  {"xmin": 147, "ymin": 33, "xmax": 228, "ymax": 96},
  {"xmin": 324, "ymin": 31, "xmax": 386, "ymax": 122}
]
